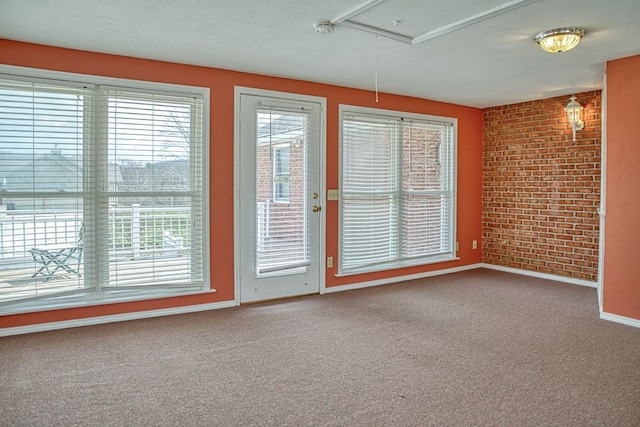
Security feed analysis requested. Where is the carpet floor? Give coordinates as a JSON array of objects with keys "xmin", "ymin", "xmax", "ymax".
[{"xmin": 1, "ymin": 268, "xmax": 639, "ymax": 426}]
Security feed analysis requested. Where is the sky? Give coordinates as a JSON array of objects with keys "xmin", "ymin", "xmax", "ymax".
[{"xmin": 0, "ymin": 88, "xmax": 192, "ymax": 165}]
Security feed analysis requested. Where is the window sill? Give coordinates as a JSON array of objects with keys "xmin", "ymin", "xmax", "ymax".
[
  {"xmin": 335, "ymin": 255, "xmax": 459, "ymax": 277},
  {"xmin": 1, "ymin": 287, "xmax": 216, "ymax": 316}
]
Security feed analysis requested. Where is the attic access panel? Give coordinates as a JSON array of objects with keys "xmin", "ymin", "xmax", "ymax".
[{"xmin": 331, "ymin": 0, "xmax": 538, "ymax": 44}]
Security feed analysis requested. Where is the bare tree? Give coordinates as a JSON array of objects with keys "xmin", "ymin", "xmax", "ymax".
[{"xmin": 160, "ymin": 108, "xmax": 191, "ymax": 160}]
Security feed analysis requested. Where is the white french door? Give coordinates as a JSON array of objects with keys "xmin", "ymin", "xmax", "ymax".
[{"xmin": 236, "ymin": 89, "xmax": 325, "ymax": 303}]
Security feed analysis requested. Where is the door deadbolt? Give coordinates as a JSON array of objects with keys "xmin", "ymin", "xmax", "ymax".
[{"xmin": 312, "ymin": 192, "xmax": 319, "ymax": 199}]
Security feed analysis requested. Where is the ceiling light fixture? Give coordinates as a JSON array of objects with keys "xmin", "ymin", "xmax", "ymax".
[
  {"xmin": 535, "ymin": 27, "xmax": 585, "ymax": 53},
  {"xmin": 314, "ymin": 22, "xmax": 335, "ymax": 34}
]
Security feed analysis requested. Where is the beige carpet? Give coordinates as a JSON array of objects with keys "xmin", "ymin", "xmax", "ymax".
[{"xmin": 1, "ymin": 268, "xmax": 639, "ymax": 426}]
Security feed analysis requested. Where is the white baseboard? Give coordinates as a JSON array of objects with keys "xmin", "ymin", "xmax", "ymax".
[
  {"xmin": 480, "ymin": 263, "xmax": 598, "ymax": 288},
  {"xmin": 0, "ymin": 301, "xmax": 236, "ymax": 337},
  {"xmin": 600, "ymin": 311, "xmax": 640, "ymax": 329},
  {"xmin": 2, "ymin": 263, "xmax": 604, "ymax": 336},
  {"xmin": 325, "ymin": 263, "xmax": 483, "ymax": 294}
]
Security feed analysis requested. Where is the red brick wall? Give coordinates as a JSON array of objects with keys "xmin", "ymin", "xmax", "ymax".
[{"xmin": 482, "ymin": 91, "xmax": 602, "ymax": 281}]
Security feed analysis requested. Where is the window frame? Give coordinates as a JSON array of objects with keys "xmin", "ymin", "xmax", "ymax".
[
  {"xmin": 338, "ymin": 105, "xmax": 457, "ymax": 275},
  {"xmin": 0, "ymin": 65, "xmax": 211, "ymax": 315},
  {"xmin": 272, "ymin": 144, "xmax": 291, "ymax": 203}
]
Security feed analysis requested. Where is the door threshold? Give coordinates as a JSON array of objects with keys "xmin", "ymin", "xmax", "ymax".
[{"xmin": 241, "ymin": 292, "xmax": 319, "ymax": 306}]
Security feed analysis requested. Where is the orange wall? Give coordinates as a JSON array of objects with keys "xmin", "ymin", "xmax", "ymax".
[
  {"xmin": 0, "ymin": 39, "xmax": 483, "ymax": 328},
  {"xmin": 602, "ymin": 54, "xmax": 640, "ymax": 321}
]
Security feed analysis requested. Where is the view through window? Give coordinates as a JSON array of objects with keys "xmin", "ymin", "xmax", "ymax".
[
  {"xmin": 340, "ymin": 106, "xmax": 456, "ymax": 273},
  {"xmin": 0, "ymin": 71, "xmax": 208, "ymax": 311}
]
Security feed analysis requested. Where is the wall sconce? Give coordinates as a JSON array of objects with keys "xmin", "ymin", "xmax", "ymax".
[{"xmin": 565, "ymin": 95, "xmax": 584, "ymax": 142}]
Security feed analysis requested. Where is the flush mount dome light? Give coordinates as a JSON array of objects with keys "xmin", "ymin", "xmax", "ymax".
[
  {"xmin": 314, "ymin": 22, "xmax": 335, "ymax": 34},
  {"xmin": 535, "ymin": 27, "xmax": 585, "ymax": 53}
]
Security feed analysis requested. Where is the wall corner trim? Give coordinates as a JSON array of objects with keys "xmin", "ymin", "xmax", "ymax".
[
  {"xmin": 600, "ymin": 311, "xmax": 640, "ymax": 329},
  {"xmin": 0, "ymin": 301, "xmax": 236, "ymax": 337},
  {"xmin": 480, "ymin": 263, "xmax": 598, "ymax": 288},
  {"xmin": 325, "ymin": 263, "xmax": 483, "ymax": 294}
]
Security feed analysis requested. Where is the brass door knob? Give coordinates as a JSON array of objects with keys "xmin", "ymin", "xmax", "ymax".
[{"xmin": 312, "ymin": 205, "xmax": 322, "ymax": 212}]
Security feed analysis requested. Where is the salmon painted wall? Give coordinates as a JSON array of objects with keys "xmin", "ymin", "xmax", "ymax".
[
  {"xmin": 602, "ymin": 54, "xmax": 640, "ymax": 321},
  {"xmin": 0, "ymin": 39, "xmax": 483, "ymax": 328}
]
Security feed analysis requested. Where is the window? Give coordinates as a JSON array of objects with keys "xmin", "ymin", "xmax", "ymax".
[
  {"xmin": 273, "ymin": 145, "xmax": 291, "ymax": 202},
  {"xmin": 0, "ymin": 67, "xmax": 208, "ymax": 312},
  {"xmin": 339, "ymin": 106, "xmax": 456, "ymax": 274}
]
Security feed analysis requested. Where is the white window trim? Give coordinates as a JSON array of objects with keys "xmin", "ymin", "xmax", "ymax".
[
  {"xmin": 0, "ymin": 65, "xmax": 211, "ymax": 314},
  {"xmin": 272, "ymin": 144, "xmax": 291, "ymax": 203},
  {"xmin": 338, "ymin": 104, "xmax": 458, "ymax": 275}
]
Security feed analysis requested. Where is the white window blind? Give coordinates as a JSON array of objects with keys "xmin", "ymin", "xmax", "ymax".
[
  {"xmin": 340, "ymin": 107, "xmax": 456, "ymax": 274},
  {"xmin": 0, "ymin": 70, "xmax": 207, "ymax": 311}
]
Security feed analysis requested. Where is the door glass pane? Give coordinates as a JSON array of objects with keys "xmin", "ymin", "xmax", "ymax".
[{"xmin": 255, "ymin": 109, "xmax": 309, "ymax": 275}]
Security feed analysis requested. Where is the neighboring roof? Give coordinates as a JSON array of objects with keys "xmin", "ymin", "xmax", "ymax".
[
  {"xmin": 258, "ymin": 115, "xmax": 305, "ymax": 142},
  {"xmin": 1, "ymin": 151, "xmax": 82, "ymax": 192},
  {"xmin": 0, "ymin": 151, "xmax": 124, "ymax": 192}
]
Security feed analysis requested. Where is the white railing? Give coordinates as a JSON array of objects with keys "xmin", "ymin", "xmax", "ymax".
[
  {"xmin": 109, "ymin": 205, "xmax": 191, "ymax": 259},
  {"xmin": 257, "ymin": 201, "xmax": 270, "ymax": 252},
  {"xmin": 0, "ymin": 205, "xmax": 190, "ymax": 260},
  {"xmin": 0, "ymin": 209, "xmax": 81, "ymax": 259}
]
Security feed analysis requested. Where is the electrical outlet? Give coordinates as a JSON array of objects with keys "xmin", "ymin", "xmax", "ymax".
[
  {"xmin": 327, "ymin": 189, "xmax": 339, "ymax": 201},
  {"xmin": 472, "ymin": 240, "xmax": 478, "ymax": 250},
  {"xmin": 327, "ymin": 256, "xmax": 333, "ymax": 268}
]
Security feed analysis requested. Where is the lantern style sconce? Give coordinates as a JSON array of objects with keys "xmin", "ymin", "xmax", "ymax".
[{"xmin": 565, "ymin": 95, "xmax": 584, "ymax": 142}]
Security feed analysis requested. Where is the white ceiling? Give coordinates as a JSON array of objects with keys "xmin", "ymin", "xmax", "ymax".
[{"xmin": 1, "ymin": 0, "xmax": 639, "ymax": 108}]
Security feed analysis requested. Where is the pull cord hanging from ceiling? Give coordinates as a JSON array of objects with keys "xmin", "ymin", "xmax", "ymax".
[{"xmin": 374, "ymin": 33, "xmax": 379, "ymax": 102}]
